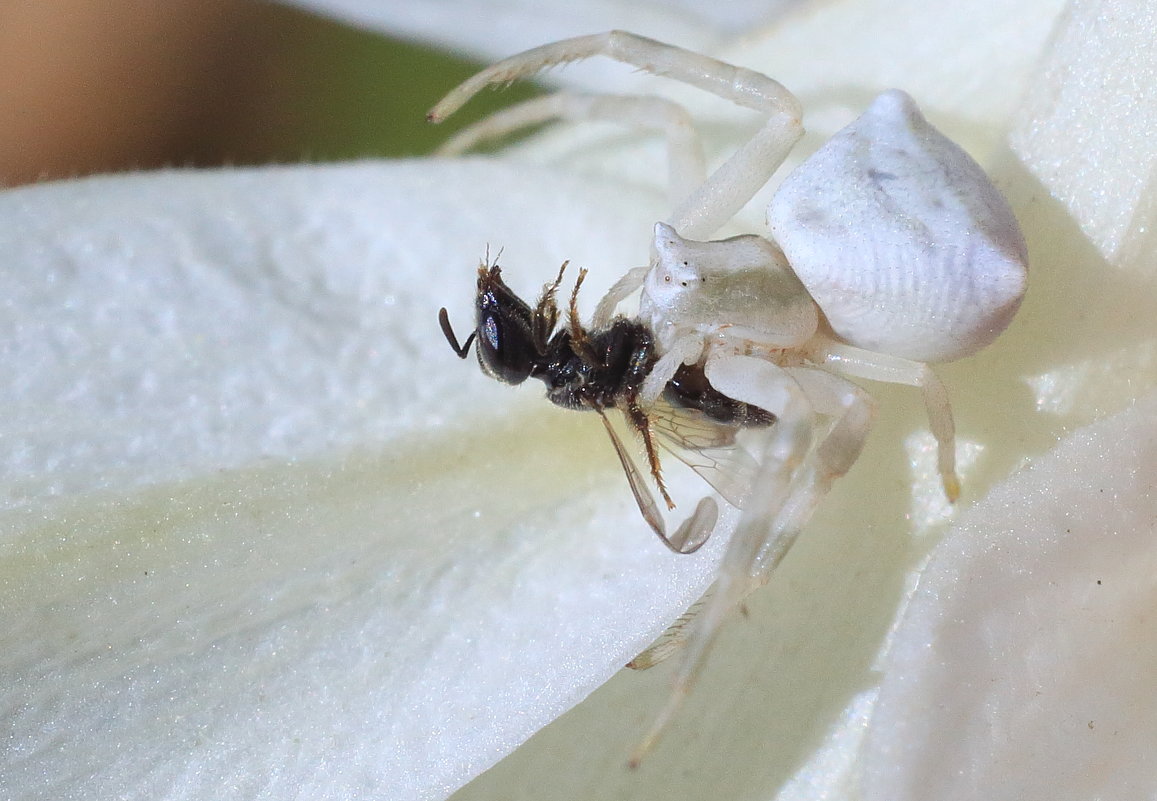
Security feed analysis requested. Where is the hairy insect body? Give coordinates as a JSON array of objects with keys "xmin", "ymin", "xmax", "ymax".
[
  {"xmin": 440, "ymin": 262, "xmax": 772, "ymax": 555},
  {"xmin": 536, "ymin": 319, "xmax": 655, "ymax": 413},
  {"xmin": 453, "ymin": 258, "xmax": 779, "ymax": 428}
]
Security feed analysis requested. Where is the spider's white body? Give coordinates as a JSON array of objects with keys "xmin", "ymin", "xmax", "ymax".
[
  {"xmin": 769, "ymin": 89, "xmax": 1027, "ymax": 363},
  {"xmin": 430, "ymin": 30, "xmax": 1028, "ymax": 762}
]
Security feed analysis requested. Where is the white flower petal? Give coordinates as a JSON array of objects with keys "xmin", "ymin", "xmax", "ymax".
[
  {"xmin": 739, "ymin": 0, "xmax": 1065, "ymax": 154},
  {"xmin": 1011, "ymin": 0, "xmax": 1157, "ymax": 265},
  {"xmin": 0, "ymin": 162, "xmax": 647, "ymax": 501},
  {"xmin": 0, "ymin": 162, "xmax": 733, "ymax": 800},
  {"xmin": 862, "ymin": 393, "xmax": 1157, "ymax": 800}
]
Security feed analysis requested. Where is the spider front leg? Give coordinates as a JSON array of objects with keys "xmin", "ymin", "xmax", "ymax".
[
  {"xmin": 629, "ymin": 352, "xmax": 817, "ymax": 764},
  {"xmin": 629, "ymin": 366, "xmax": 874, "ymax": 675},
  {"xmin": 784, "ymin": 367, "xmax": 876, "ymax": 495},
  {"xmin": 715, "ymin": 362, "xmax": 874, "ymax": 590},
  {"xmin": 591, "ymin": 265, "xmax": 650, "ymax": 329},
  {"xmin": 428, "ymin": 30, "xmax": 803, "ymax": 242}
]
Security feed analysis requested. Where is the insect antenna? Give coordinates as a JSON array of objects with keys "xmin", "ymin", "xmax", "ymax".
[{"xmin": 438, "ymin": 307, "xmax": 476, "ymax": 358}]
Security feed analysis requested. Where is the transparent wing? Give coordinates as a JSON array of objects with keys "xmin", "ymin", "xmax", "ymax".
[
  {"xmin": 597, "ymin": 410, "xmax": 716, "ymax": 554},
  {"xmin": 647, "ymin": 395, "xmax": 762, "ymax": 510}
]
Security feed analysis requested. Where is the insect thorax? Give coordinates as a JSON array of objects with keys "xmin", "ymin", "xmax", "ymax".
[{"xmin": 534, "ymin": 319, "xmax": 657, "ymax": 412}]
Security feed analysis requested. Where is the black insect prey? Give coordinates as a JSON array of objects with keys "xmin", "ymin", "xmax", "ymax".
[{"xmin": 439, "ymin": 260, "xmax": 773, "ymax": 554}]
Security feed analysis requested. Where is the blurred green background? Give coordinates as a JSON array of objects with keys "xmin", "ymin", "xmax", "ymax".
[{"xmin": 0, "ymin": 1, "xmax": 538, "ymax": 186}]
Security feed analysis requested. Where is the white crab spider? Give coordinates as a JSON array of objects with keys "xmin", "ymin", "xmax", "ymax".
[{"xmin": 430, "ymin": 31, "xmax": 1028, "ymax": 762}]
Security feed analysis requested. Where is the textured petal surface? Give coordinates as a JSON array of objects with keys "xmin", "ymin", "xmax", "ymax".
[
  {"xmin": 1011, "ymin": 0, "xmax": 1157, "ymax": 264},
  {"xmin": 862, "ymin": 394, "xmax": 1157, "ymax": 800},
  {"xmin": 0, "ymin": 162, "xmax": 734, "ymax": 801}
]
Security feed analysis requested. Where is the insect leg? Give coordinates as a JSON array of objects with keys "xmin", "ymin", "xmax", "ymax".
[
  {"xmin": 623, "ymin": 399, "xmax": 675, "ymax": 510},
  {"xmin": 532, "ymin": 260, "xmax": 568, "ymax": 349},
  {"xmin": 628, "ymin": 592, "xmax": 711, "ymax": 670},
  {"xmin": 597, "ymin": 411, "xmax": 715, "ymax": 554},
  {"xmin": 564, "ymin": 267, "xmax": 601, "ymax": 366}
]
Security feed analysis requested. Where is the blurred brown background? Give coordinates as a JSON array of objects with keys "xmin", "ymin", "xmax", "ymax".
[{"xmin": 0, "ymin": 0, "xmax": 536, "ymax": 186}]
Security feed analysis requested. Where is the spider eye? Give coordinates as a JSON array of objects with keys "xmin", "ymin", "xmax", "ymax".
[{"xmin": 664, "ymin": 275, "xmax": 672, "ymax": 283}]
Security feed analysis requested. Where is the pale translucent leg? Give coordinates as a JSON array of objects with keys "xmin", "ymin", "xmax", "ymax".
[
  {"xmin": 435, "ymin": 93, "xmax": 708, "ymax": 207},
  {"xmin": 669, "ymin": 116, "xmax": 801, "ymax": 240},
  {"xmin": 629, "ymin": 353, "xmax": 812, "ymax": 765},
  {"xmin": 429, "ymin": 31, "xmax": 800, "ymax": 122},
  {"xmin": 806, "ymin": 338, "xmax": 960, "ymax": 501},
  {"xmin": 638, "ymin": 320, "xmax": 823, "ymax": 408},
  {"xmin": 746, "ymin": 367, "xmax": 875, "ymax": 579},
  {"xmin": 629, "ymin": 359, "xmax": 876, "ymax": 764},
  {"xmin": 628, "ymin": 365, "xmax": 873, "ymax": 659},
  {"xmin": 640, "ymin": 332, "xmax": 706, "ymax": 406},
  {"xmin": 628, "ymin": 592, "xmax": 711, "ymax": 671},
  {"xmin": 785, "ymin": 367, "xmax": 876, "ymax": 489},
  {"xmin": 428, "ymin": 30, "xmax": 804, "ymax": 242},
  {"xmin": 591, "ymin": 265, "xmax": 649, "ymax": 328}
]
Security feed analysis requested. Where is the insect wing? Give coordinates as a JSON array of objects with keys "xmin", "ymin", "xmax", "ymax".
[
  {"xmin": 647, "ymin": 396, "xmax": 761, "ymax": 510},
  {"xmin": 597, "ymin": 411, "xmax": 713, "ymax": 554}
]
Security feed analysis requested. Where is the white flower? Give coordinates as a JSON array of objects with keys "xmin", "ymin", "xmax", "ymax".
[{"xmin": 4, "ymin": 1, "xmax": 1155, "ymax": 800}]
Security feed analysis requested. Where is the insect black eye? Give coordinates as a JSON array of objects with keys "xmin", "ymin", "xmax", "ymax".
[
  {"xmin": 482, "ymin": 314, "xmax": 501, "ymax": 352},
  {"xmin": 475, "ymin": 304, "xmax": 536, "ymax": 384},
  {"xmin": 471, "ymin": 265, "xmax": 544, "ymax": 385}
]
